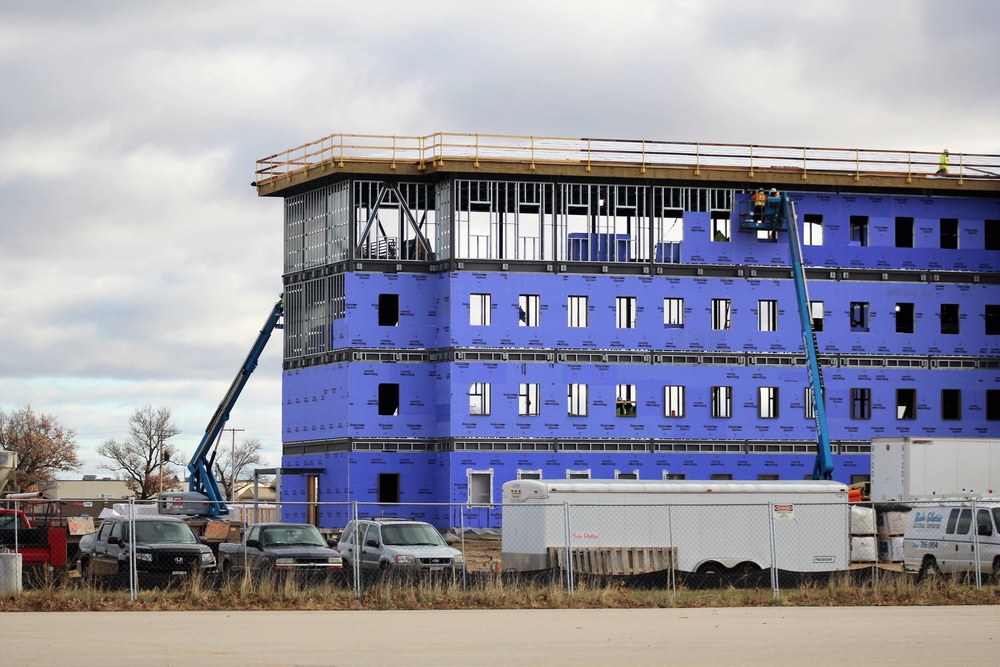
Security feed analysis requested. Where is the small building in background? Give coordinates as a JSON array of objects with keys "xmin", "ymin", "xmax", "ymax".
[{"xmin": 40, "ymin": 475, "xmax": 132, "ymax": 500}]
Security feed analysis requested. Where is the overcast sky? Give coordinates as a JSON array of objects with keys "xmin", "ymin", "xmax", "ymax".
[{"xmin": 1, "ymin": 0, "xmax": 998, "ymax": 478}]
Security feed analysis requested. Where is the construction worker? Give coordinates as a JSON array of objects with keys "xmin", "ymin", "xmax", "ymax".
[
  {"xmin": 936, "ymin": 149, "xmax": 949, "ymax": 175},
  {"xmin": 751, "ymin": 189, "xmax": 766, "ymax": 222}
]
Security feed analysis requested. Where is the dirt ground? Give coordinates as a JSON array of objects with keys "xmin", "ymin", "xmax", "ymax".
[{"xmin": 452, "ymin": 531, "xmax": 502, "ymax": 572}]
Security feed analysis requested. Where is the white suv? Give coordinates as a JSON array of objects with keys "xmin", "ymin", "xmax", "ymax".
[{"xmin": 337, "ymin": 519, "xmax": 464, "ymax": 573}]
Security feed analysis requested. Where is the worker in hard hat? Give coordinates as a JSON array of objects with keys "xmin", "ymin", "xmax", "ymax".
[
  {"xmin": 751, "ymin": 189, "xmax": 766, "ymax": 223},
  {"xmin": 936, "ymin": 149, "xmax": 949, "ymax": 175}
]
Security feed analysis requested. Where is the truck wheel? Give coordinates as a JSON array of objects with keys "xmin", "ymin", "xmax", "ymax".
[
  {"xmin": 79, "ymin": 559, "xmax": 92, "ymax": 585},
  {"xmin": 919, "ymin": 556, "xmax": 939, "ymax": 580}
]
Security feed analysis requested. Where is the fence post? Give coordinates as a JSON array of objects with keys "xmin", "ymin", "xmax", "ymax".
[
  {"xmin": 351, "ymin": 501, "xmax": 361, "ymax": 599},
  {"xmin": 668, "ymin": 505, "xmax": 676, "ymax": 601},
  {"xmin": 871, "ymin": 501, "xmax": 879, "ymax": 592},
  {"xmin": 460, "ymin": 503, "xmax": 467, "ymax": 591},
  {"xmin": 563, "ymin": 501, "xmax": 573, "ymax": 596},
  {"xmin": 768, "ymin": 501, "xmax": 779, "ymax": 599},
  {"xmin": 972, "ymin": 498, "xmax": 982, "ymax": 590},
  {"xmin": 128, "ymin": 498, "xmax": 137, "ymax": 602}
]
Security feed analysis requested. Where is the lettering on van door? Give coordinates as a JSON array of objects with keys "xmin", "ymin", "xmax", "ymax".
[{"xmin": 911, "ymin": 511, "xmax": 943, "ymax": 528}]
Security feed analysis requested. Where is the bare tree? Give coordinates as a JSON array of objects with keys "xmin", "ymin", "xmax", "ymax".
[
  {"xmin": 0, "ymin": 406, "xmax": 81, "ymax": 491},
  {"xmin": 98, "ymin": 406, "xmax": 181, "ymax": 499},
  {"xmin": 213, "ymin": 437, "xmax": 266, "ymax": 500}
]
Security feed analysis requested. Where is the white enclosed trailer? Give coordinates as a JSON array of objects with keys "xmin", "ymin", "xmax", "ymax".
[
  {"xmin": 501, "ymin": 479, "xmax": 850, "ymax": 574},
  {"xmin": 870, "ymin": 437, "xmax": 1000, "ymax": 502}
]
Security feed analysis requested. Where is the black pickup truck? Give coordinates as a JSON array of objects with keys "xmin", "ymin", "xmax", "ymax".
[
  {"xmin": 76, "ymin": 514, "xmax": 216, "ymax": 587},
  {"xmin": 217, "ymin": 523, "xmax": 342, "ymax": 579}
]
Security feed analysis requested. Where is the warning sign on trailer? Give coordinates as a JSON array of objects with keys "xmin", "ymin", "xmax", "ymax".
[{"xmin": 773, "ymin": 504, "xmax": 794, "ymax": 519}]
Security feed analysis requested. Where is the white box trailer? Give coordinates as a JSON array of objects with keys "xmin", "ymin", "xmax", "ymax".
[
  {"xmin": 501, "ymin": 479, "xmax": 850, "ymax": 574},
  {"xmin": 870, "ymin": 437, "xmax": 1000, "ymax": 502}
]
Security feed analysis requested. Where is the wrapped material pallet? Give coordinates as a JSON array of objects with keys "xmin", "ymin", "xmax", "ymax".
[
  {"xmin": 850, "ymin": 505, "xmax": 875, "ymax": 535},
  {"xmin": 851, "ymin": 536, "xmax": 877, "ymax": 562},
  {"xmin": 878, "ymin": 536, "xmax": 905, "ymax": 562},
  {"xmin": 877, "ymin": 510, "xmax": 909, "ymax": 537}
]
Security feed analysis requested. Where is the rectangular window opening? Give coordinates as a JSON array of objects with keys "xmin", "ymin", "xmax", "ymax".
[
  {"xmin": 378, "ymin": 294, "xmax": 399, "ymax": 326},
  {"xmin": 468, "ymin": 470, "xmax": 493, "ymax": 506},
  {"xmin": 803, "ymin": 214, "xmax": 823, "ymax": 246},
  {"xmin": 851, "ymin": 388, "xmax": 871, "ymax": 420},
  {"xmin": 987, "ymin": 390, "xmax": 1000, "ymax": 421},
  {"xmin": 895, "ymin": 217, "xmax": 914, "ymax": 248},
  {"xmin": 519, "ymin": 383, "xmax": 540, "ymax": 416},
  {"xmin": 712, "ymin": 298, "xmax": 732, "ymax": 330},
  {"xmin": 941, "ymin": 303, "xmax": 959, "ymax": 335},
  {"xmin": 758, "ymin": 300, "xmax": 778, "ymax": 332},
  {"xmin": 568, "ymin": 383, "xmax": 589, "ymax": 417},
  {"xmin": 470, "ymin": 293, "xmax": 491, "ymax": 326},
  {"xmin": 810, "ymin": 301, "xmax": 824, "ymax": 332},
  {"xmin": 518, "ymin": 294, "xmax": 540, "ymax": 327},
  {"xmin": 616, "ymin": 384, "xmax": 637, "ymax": 417},
  {"xmin": 942, "ymin": 389, "xmax": 961, "ymax": 421},
  {"xmin": 895, "ymin": 302, "xmax": 914, "ymax": 334},
  {"xmin": 986, "ymin": 220, "xmax": 1000, "ymax": 251},
  {"xmin": 377, "ymin": 383, "xmax": 399, "ymax": 416},
  {"xmin": 896, "ymin": 388, "xmax": 916, "ymax": 420},
  {"xmin": 469, "ymin": 382, "xmax": 491, "ymax": 416},
  {"xmin": 568, "ymin": 295, "xmax": 588, "ymax": 328},
  {"xmin": 940, "ymin": 218, "xmax": 959, "ymax": 250},
  {"xmin": 758, "ymin": 386, "xmax": 779, "ymax": 419},
  {"xmin": 711, "ymin": 385, "xmax": 732, "ymax": 418},
  {"xmin": 711, "ymin": 214, "xmax": 730, "ymax": 242},
  {"xmin": 664, "ymin": 298, "xmax": 684, "ymax": 329},
  {"xmin": 850, "ymin": 302, "xmax": 869, "ymax": 332},
  {"xmin": 850, "ymin": 216, "xmax": 869, "ymax": 247},
  {"xmin": 377, "ymin": 473, "xmax": 400, "ymax": 503},
  {"xmin": 663, "ymin": 472, "xmax": 686, "ymax": 480},
  {"xmin": 986, "ymin": 305, "xmax": 1000, "ymax": 335},
  {"xmin": 616, "ymin": 296, "xmax": 637, "ymax": 329},
  {"xmin": 711, "ymin": 473, "xmax": 733, "ymax": 481},
  {"xmin": 664, "ymin": 385, "xmax": 685, "ymax": 418}
]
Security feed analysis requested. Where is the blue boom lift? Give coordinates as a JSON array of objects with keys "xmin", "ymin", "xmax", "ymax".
[
  {"xmin": 739, "ymin": 192, "xmax": 834, "ymax": 480},
  {"xmin": 160, "ymin": 295, "xmax": 284, "ymax": 518}
]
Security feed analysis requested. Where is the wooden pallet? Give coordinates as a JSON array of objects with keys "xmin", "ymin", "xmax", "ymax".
[{"xmin": 547, "ymin": 546, "xmax": 677, "ymax": 575}]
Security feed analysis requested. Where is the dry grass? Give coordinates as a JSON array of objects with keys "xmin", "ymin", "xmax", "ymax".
[{"xmin": 0, "ymin": 570, "xmax": 997, "ymax": 612}]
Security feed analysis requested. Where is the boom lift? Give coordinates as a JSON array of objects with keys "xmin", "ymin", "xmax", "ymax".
[
  {"xmin": 739, "ymin": 193, "xmax": 834, "ymax": 480},
  {"xmin": 159, "ymin": 295, "xmax": 284, "ymax": 518}
]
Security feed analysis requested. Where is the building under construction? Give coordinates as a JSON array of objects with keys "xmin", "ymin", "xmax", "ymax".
[{"xmin": 254, "ymin": 133, "xmax": 1000, "ymax": 529}]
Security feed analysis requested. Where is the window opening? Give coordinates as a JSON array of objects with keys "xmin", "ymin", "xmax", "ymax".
[
  {"xmin": 711, "ymin": 473, "xmax": 733, "ymax": 480},
  {"xmin": 519, "ymin": 383, "xmax": 540, "ymax": 416},
  {"xmin": 615, "ymin": 470, "xmax": 639, "ymax": 480},
  {"xmin": 568, "ymin": 383, "xmax": 588, "ymax": 416},
  {"xmin": 803, "ymin": 214, "xmax": 823, "ymax": 245},
  {"xmin": 758, "ymin": 300, "xmax": 778, "ymax": 332},
  {"xmin": 895, "ymin": 217, "xmax": 914, "ymax": 248},
  {"xmin": 851, "ymin": 388, "xmax": 871, "ymax": 420},
  {"xmin": 758, "ymin": 474, "xmax": 780, "ymax": 480},
  {"xmin": 378, "ymin": 383, "xmax": 399, "ymax": 416},
  {"xmin": 616, "ymin": 384, "xmax": 637, "ymax": 417},
  {"xmin": 850, "ymin": 302, "xmax": 869, "ymax": 332},
  {"xmin": 896, "ymin": 388, "xmax": 916, "ymax": 420},
  {"xmin": 758, "ymin": 386, "xmax": 779, "ymax": 419},
  {"xmin": 712, "ymin": 298, "xmax": 732, "ymax": 330},
  {"xmin": 942, "ymin": 389, "xmax": 961, "ymax": 421},
  {"xmin": 977, "ymin": 509, "xmax": 993, "ymax": 537},
  {"xmin": 568, "ymin": 295, "xmax": 588, "ymax": 328},
  {"xmin": 895, "ymin": 303, "xmax": 914, "ymax": 333},
  {"xmin": 850, "ymin": 216, "xmax": 869, "ymax": 246},
  {"xmin": 467, "ymin": 470, "xmax": 493, "ymax": 505},
  {"xmin": 987, "ymin": 305, "xmax": 1000, "ymax": 335},
  {"xmin": 378, "ymin": 294, "xmax": 399, "ymax": 326},
  {"xmin": 804, "ymin": 386, "xmax": 816, "ymax": 420},
  {"xmin": 470, "ymin": 382, "xmax": 491, "ymax": 415},
  {"xmin": 664, "ymin": 298, "xmax": 684, "ymax": 328},
  {"xmin": 711, "ymin": 386, "xmax": 732, "ymax": 418},
  {"xmin": 711, "ymin": 213, "xmax": 730, "ymax": 242},
  {"xmin": 377, "ymin": 473, "xmax": 400, "ymax": 503},
  {"xmin": 517, "ymin": 469, "xmax": 542, "ymax": 480},
  {"xmin": 663, "ymin": 472, "xmax": 686, "ymax": 480},
  {"xmin": 940, "ymin": 218, "xmax": 958, "ymax": 249},
  {"xmin": 518, "ymin": 294, "xmax": 540, "ymax": 327},
  {"xmin": 664, "ymin": 385, "xmax": 685, "ymax": 417},
  {"xmin": 940, "ymin": 303, "xmax": 959, "ymax": 335},
  {"xmin": 987, "ymin": 390, "xmax": 1000, "ymax": 421},
  {"xmin": 986, "ymin": 220, "xmax": 1000, "ymax": 250},
  {"xmin": 616, "ymin": 296, "xmax": 637, "ymax": 329},
  {"xmin": 470, "ymin": 293, "xmax": 491, "ymax": 326},
  {"xmin": 567, "ymin": 470, "xmax": 591, "ymax": 479},
  {"xmin": 810, "ymin": 301, "xmax": 824, "ymax": 332}
]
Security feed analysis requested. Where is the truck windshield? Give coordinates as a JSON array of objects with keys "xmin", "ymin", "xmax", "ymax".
[
  {"xmin": 261, "ymin": 526, "xmax": 326, "ymax": 547},
  {"xmin": 380, "ymin": 524, "xmax": 445, "ymax": 547},
  {"xmin": 130, "ymin": 521, "xmax": 198, "ymax": 544}
]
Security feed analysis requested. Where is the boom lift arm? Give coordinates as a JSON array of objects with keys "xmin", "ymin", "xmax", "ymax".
[
  {"xmin": 740, "ymin": 194, "xmax": 834, "ymax": 480},
  {"xmin": 185, "ymin": 295, "xmax": 284, "ymax": 517}
]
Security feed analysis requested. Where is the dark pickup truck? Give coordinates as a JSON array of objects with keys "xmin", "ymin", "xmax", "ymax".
[
  {"xmin": 77, "ymin": 514, "xmax": 216, "ymax": 587},
  {"xmin": 217, "ymin": 523, "xmax": 342, "ymax": 578}
]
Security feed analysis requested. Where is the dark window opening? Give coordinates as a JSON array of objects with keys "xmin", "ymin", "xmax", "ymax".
[
  {"xmin": 378, "ymin": 294, "xmax": 399, "ymax": 326},
  {"xmin": 664, "ymin": 473, "xmax": 686, "ymax": 480},
  {"xmin": 851, "ymin": 388, "xmax": 871, "ymax": 420},
  {"xmin": 987, "ymin": 390, "xmax": 1000, "ymax": 421},
  {"xmin": 940, "ymin": 218, "xmax": 959, "ymax": 249},
  {"xmin": 378, "ymin": 383, "xmax": 400, "ymax": 416},
  {"xmin": 986, "ymin": 220, "xmax": 1000, "ymax": 251},
  {"xmin": 942, "ymin": 389, "xmax": 961, "ymax": 421},
  {"xmin": 850, "ymin": 216, "xmax": 869, "ymax": 247},
  {"xmin": 986, "ymin": 305, "xmax": 1000, "ymax": 335},
  {"xmin": 758, "ymin": 474, "xmax": 780, "ymax": 480},
  {"xmin": 941, "ymin": 303, "xmax": 959, "ymax": 335},
  {"xmin": 895, "ymin": 302, "xmax": 914, "ymax": 334},
  {"xmin": 895, "ymin": 217, "xmax": 914, "ymax": 248},
  {"xmin": 896, "ymin": 388, "xmax": 916, "ymax": 420},
  {"xmin": 850, "ymin": 302, "xmax": 869, "ymax": 332},
  {"xmin": 711, "ymin": 473, "xmax": 733, "ymax": 481},
  {"xmin": 377, "ymin": 473, "xmax": 400, "ymax": 503}
]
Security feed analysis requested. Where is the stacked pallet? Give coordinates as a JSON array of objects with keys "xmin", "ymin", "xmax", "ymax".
[
  {"xmin": 876, "ymin": 509, "xmax": 910, "ymax": 563},
  {"xmin": 850, "ymin": 505, "xmax": 877, "ymax": 562}
]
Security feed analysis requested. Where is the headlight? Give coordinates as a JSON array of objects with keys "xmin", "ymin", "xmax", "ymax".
[
  {"xmin": 275, "ymin": 558, "xmax": 294, "ymax": 566},
  {"xmin": 136, "ymin": 552, "xmax": 153, "ymax": 562},
  {"xmin": 394, "ymin": 555, "xmax": 415, "ymax": 564},
  {"xmin": 453, "ymin": 554, "xmax": 464, "ymax": 564},
  {"xmin": 200, "ymin": 552, "xmax": 215, "ymax": 564}
]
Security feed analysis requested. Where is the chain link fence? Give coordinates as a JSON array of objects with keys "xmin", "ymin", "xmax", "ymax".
[{"xmin": 0, "ymin": 497, "xmax": 997, "ymax": 599}]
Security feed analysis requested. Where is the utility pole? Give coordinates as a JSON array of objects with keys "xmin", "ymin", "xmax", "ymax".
[{"xmin": 222, "ymin": 428, "xmax": 245, "ymax": 502}]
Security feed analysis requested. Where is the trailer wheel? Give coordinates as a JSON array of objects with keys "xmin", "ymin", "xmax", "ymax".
[
  {"xmin": 695, "ymin": 561, "xmax": 726, "ymax": 588},
  {"xmin": 918, "ymin": 556, "xmax": 939, "ymax": 580}
]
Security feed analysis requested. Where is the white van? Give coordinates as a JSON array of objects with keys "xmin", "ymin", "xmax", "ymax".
[{"xmin": 902, "ymin": 501, "xmax": 1000, "ymax": 579}]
